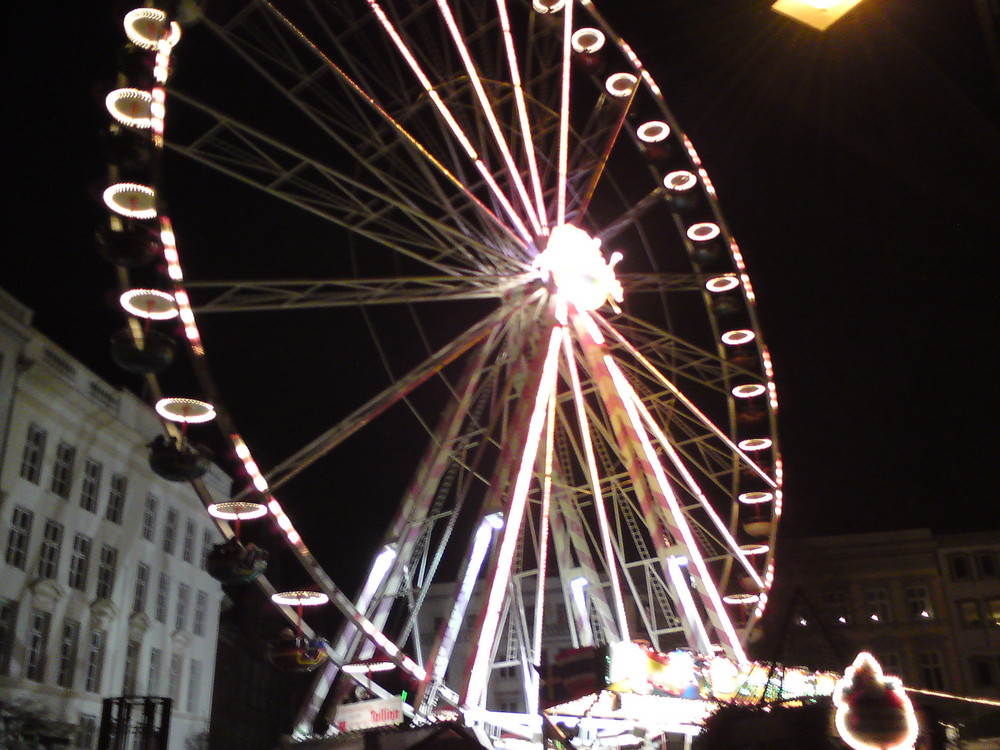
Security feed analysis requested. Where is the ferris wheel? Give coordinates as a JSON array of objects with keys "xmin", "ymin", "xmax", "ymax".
[{"xmin": 103, "ymin": 0, "xmax": 782, "ymax": 745}]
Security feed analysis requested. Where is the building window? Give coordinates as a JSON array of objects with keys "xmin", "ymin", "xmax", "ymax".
[
  {"xmin": 958, "ymin": 599, "xmax": 982, "ymax": 628},
  {"xmin": 864, "ymin": 588, "xmax": 891, "ymax": 623},
  {"xmin": 187, "ymin": 659, "xmax": 202, "ymax": 713},
  {"xmin": 176, "ymin": 583, "xmax": 190, "ymax": 631},
  {"xmin": 0, "ymin": 598, "xmax": 19, "ymax": 675},
  {"xmin": 133, "ymin": 563, "xmax": 150, "ymax": 614},
  {"xmin": 68, "ymin": 534, "xmax": 91, "ymax": 591},
  {"xmin": 148, "ymin": 648, "xmax": 162, "ymax": 694},
  {"xmin": 96, "ymin": 545, "xmax": 118, "ymax": 600},
  {"xmin": 918, "ymin": 651, "xmax": 945, "ymax": 690},
  {"xmin": 85, "ymin": 630, "xmax": 106, "ymax": 693},
  {"xmin": 949, "ymin": 554, "xmax": 973, "ymax": 582},
  {"xmin": 182, "ymin": 519, "xmax": 195, "ymax": 563},
  {"xmin": 78, "ymin": 714, "xmax": 98, "ymax": 750},
  {"xmin": 57, "ymin": 619, "xmax": 81, "ymax": 689},
  {"xmin": 80, "ymin": 459, "xmax": 102, "ymax": 513},
  {"xmin": 975, "ymin": 551, "xmax": 998, "ymax": 579},
  {"xmin": 904, "ymin": 586, "xmax": 934, "ymax": 621},
  {"xmin": 193, "ymin": 590, "xmax": 208, "ymax": 637},
  {"xmin": 201, "ymin": 530, "xmax": 212, "ymax": 570},
  {"xmin": 970, "ymin": 656, "xmax": 996, "ymax": 688},
  {"xmin": 877, "ymin": 652, "xmax": 902, "ymax": 677},
  {"xmin": 50, "ymin": 441, "xmax": 77, "ymax": 499},
  {"xmin": 5, "ymin": 505, "xmax": 33, "ymax": 569},
  {"xmin": 168, "ymin": 653, "xmax": 183, "ymax": 701},
  {"xmin": 987, "ymin": 598, "xmax": 1000, "ymax": 627},
  {"xmin": 163, "ymin": 508, "xmax": 178, "ymax": 554},
  {"xmin": 105, "ymin": 473, "xmax": 127, "ymax": 524},
  {"xmin": 19, "ymin": 423, "xmax": 47, "ymax": 484},
  {"xmin": 123, "ymin": 640, "xmax": 140, "ymax": 695},
  {"xmin": 142, "ymin": 495, "xmax": 158, "ymax": 541},
  {"xmin": 155, "ymin": 573, "xmax": 169, "ymax": 623},
  {"xmin": 25, "ymin": 609, "xmax": 51, "ymax": 682},
  {"xmin": 37, "ymin": 519, "xmax": 64, "ymax": 580}
]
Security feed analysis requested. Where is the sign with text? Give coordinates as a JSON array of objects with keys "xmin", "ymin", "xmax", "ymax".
[{"xmin": 334, "ymin": 695, "xmax": 405, "ymax": 732}]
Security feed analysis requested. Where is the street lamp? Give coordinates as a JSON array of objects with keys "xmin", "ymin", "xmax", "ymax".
[{"xmin": 771, "ymin": 0, "xmax": 865, "ymax": 30}]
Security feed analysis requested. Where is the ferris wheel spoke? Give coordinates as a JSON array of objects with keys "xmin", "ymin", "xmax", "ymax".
[
  {"xmin": 182, "ymin": 275, "xmax": 534, "ymax": 312},
  {"xmin": 434, "ymin": 0, "xmax": 544, "ymax": 235},
  {"xmin": 167, "ymin": 104, "xmax": 524, "ymax": 274},
  {"xmin": 199, "ymin": 6, "xmax": 530, "ymax": 254},
  {"xmin": 598, "ymin": 315, "xmax": 777, "ymax": 488},
  {"xmin": 364, "ymin": 0, "xmax": 536, "ymax": 243},
  {"xmin": 495, "ymin": 0, "xmax": 548, "ymax": 230},
  {"xmin": 255, "ymin": 303, "xmax": 521, "ymax": 497},
  {"xmin": 555, "ymin": 0, "xmax": 573, "ymax": 226}
]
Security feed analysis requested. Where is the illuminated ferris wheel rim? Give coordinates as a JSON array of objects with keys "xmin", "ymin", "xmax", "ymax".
[{"xmin": 103, "ymin": 0, "xmax": 784, "ymax": 739}]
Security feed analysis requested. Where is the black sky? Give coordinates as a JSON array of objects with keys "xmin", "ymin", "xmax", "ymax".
[{"xmin": 4, "ymin": 0, "xmax": 1000, "ymax": 595}]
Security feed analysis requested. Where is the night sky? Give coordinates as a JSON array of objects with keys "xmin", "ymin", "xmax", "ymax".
[{"xmin": 5, "ymin": 0, "xmax": 999, "ymax": 596}]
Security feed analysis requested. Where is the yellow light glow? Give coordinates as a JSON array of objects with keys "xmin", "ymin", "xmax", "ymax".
[
  {"xmin": 637, "ymin": 121, "xmax": 670, "ymax": 143},
  {"xmin": 738, "ymin": 438, "xmax": 772, "ymax": 452},
  {"xmin": 663, "ymin": 171, "xmax": 697, "ymax": 192},
  {"xmin": 738, "ymin": 491, "xmax": 774, "ymax": 505},
  {"xmin": 120, "ymin": 289, "xmax": 177, "ymax": 320},
  {"xmin": 123, "ymin": 8, "xmax": 181, "ymax": 50},
  {"xmin": 155, "ymin": 397, "xmax": 216, "ymax": 424},
  {"xmin": 270, "ymin": 591, "xmax": 329, "ymax": 607},
  {"xmin": 721, "ymin": 329, "xmax": 755, "ymax": 346},
  {"xmin": 605, "ymin": 72, "xmax": 638, "ymax": 98},
  {"xmin": 732, "ymin": 384, "xmax": 767, "ymax": 399},
  {"xmin": 534, "ymin": 224, "xmax": 623, "ymax": 311},
  {"xmin": 772, "ymin": 0, "xmax": 865, "ymax": 31},
  {"xmin": 103, "ymin": 183, "xmax": 157, "ymax": 220},
  {"xmin": 707, "ymin": 275, "xmax": 740, "ymax": 293},
  {"xmin": 571, "ymin": 28, "xmax": 605, "ymax": 54},
  {"xmin": 208, "ymin": 502, "xmax": 268, "ymax": 520},
  {"xmin": 105, "ymin": 88, "xmax": 153, "ymax": 128},
  {"xmin": 687, "ymin": 222, "xmax": 720, "ymax": 242}
]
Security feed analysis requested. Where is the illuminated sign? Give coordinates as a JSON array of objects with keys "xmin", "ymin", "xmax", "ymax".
[{"xmin": 334, "ymin": 695, "xmax": 404, "ymax": 732}]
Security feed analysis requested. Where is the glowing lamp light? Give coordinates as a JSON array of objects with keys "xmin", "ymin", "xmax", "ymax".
[
  {"xmin": 721, "ymin": 329, "xmax": 756, "ymax": 346},
  {"xmin": 739, "ymin": 543, "xmax": 769, "ymax": 556},
  {"xmin": 663, "ymin": 171, "xmax": 697, "ymax": 192},
  {"xmin": 707, "ymin": 275, "xmax": 740, "ymax": 293},
  {"xmin": 723, "ymin": 593, "xmax": 760, "ymax": 605},
  {"xmin": 155, "ymin": 397, "xmax": 216, "ymax": 424},
  {"xmin": 686, "ymin": 222, "xmax": 721, "ymax": 242},
  {"xmin": 106, "ymin": 88, "xmax": 154, "ymax": 128},
  {"xmin": 119, "ymin": 289, "xmax": 178, "ymax": 320},
  {"xmin": 103, "ymin": 183, "xmax": 157, "ymax": 219},
  {"xmin": 532, "ymin": 0, "xmax": 565, "ymax": 12},
  {"xmin": 732, "ymin": 383, "xmax": 767, "ymax": 399},
  {"xmin": 534, "ymin": 224, "xmax": 624, "ymax": 311},
  {"xmin": 772, "ymin": 0, "xmax": 866, "ymax": 31},
  {"xmin": 833, "ymin": 652, "xmax": 918, "ymax": 750},
  {"xmin": 124, "ymin": 8, "xmax": 182, "ymax": 50},
  {"xmin": 342, "ymin": 661, "xmax": 395, "ymax": 674},
  {"xmin": 738, "ymin": 491, "xmax": 774, "ymax": 505},
  {"xmin": 207, "ymin": 501, "xmax": 268, "ymax": 521},
  {"xmin": 605, "ymin": 72, "xmax": 638, "ymax": 98},
  {"xmin": 637, "ymin": 121, "xmax": 670, "ymax": 143},
  {"xmin": 271, "ymin": 590, "xmax": 329, "ymax": 607},
  {"xmin": 571, "ymin": 28, "xmax": 605, "ymax": 54},
  {"xmin": 738, "ymin": 438, "xmax": 772, "ymax": 452},
  {"xmin": 484, "ymin": 511, "xmax": 505, "ymax": 530}
]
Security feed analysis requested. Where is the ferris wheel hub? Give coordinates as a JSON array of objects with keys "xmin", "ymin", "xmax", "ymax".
[{"xmin": 534, "ymin": 224, "xmax": 623, "ymax": 312}]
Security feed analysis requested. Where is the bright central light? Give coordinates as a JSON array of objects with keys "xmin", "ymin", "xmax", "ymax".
[{"xmin": 534, "ymin": 224, "xmax": 623, "ymax": 311}]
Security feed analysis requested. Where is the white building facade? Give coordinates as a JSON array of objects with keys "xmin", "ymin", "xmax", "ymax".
[{"xmin": 0, "ymin": 289, "xmax": 227, "ymax": 750}]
